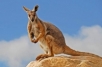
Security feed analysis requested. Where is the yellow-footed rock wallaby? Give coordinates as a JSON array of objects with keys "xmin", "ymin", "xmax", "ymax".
[{"xmin": 23, "ymin": 5, "xmax": 102, "ymax": 60}]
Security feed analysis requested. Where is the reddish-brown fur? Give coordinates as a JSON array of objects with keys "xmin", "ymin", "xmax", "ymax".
[{"xmin": 23, "ymin": 5, "xmax": 102, "ymax": 60}]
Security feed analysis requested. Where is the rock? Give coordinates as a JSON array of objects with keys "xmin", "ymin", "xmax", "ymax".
[{"xmin": 26, "ymin": 56, "xmax": 102, "ymax": 67}]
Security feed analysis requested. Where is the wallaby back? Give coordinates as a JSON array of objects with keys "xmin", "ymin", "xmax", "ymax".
[{"xmin": 23, "ymin": 5, "xmax": 102, "ymax": 60}]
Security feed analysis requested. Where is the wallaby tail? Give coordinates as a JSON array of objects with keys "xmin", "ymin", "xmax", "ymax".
[{"xmin": 63, "ymin": 45, "xmax": 102, "ymax": 59}]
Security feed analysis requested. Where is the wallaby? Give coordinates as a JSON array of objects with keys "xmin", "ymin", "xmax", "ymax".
[{"xmin": 23, "ymin": 5, "xmax": 102, "ymax": 60}]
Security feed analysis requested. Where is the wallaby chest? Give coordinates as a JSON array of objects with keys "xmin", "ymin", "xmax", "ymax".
[
  {"xmin": 31, "ymin": 22, "xmax": 40, "ymax": 37},
  {"xmin": 38, "ymin": 37, "xmax": 49, "ymax": 53}
]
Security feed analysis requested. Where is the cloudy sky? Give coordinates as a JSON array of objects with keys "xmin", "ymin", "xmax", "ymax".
[{"xmin": 0, "ymin": 0, "xmax": 102, "ymax": 67}]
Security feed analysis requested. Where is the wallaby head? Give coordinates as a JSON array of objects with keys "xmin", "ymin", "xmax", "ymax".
[{"xmin": 23, "ymin": 5, "xmax": 39, "ymax": 22}]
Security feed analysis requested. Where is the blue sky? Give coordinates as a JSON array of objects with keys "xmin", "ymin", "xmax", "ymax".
[
  {"xmin": 0, "ymin": 0, "xmax": 102, "ymax": 41},
  {"xmin": 0, "ymin": 0, "xmax": 102, "ymax": 67}
]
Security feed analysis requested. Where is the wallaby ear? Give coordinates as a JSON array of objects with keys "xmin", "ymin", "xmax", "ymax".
[
  {"xmin": 23, "ymin": 6, "xmax": 30, "ymax": 12},
  {"xmin": 33, "ymin": 5, "xmax": 39, "ymax": 12}
]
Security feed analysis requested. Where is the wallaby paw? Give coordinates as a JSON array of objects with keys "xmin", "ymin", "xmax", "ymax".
[
  {"xmin": 36, "ymin": 54, "xmax": 49, "ymax": 60},
  {"xmin": 31, "ymin": 39, "xmax": 38, "ymax": 43}
]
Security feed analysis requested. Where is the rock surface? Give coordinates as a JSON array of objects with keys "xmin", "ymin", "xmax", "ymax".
[{"xmin": 26, "ymin": 56, "xmax": 102, "ymax": 67}]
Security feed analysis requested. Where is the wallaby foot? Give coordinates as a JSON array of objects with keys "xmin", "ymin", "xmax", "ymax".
[{"xmin": 36, "ymin": 54, "xmax": 51, "ymax": 60}]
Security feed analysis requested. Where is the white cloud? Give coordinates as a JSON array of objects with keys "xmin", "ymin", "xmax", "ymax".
[
  {"xmin": 65, "ymin": 25, "xmax": 102, "ymax": 56},
  {"xmin": 0, "ymin": 36, "xmax": 43, "ymax": 67},
  {"xmin": 0, "ymin": 25, "xmax": 102, "ymax": 67}
]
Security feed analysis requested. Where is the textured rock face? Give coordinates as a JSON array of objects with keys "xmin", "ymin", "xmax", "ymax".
[{"xmin": 26, "ymin": 56, "xmax": 102, "ymax": 67}]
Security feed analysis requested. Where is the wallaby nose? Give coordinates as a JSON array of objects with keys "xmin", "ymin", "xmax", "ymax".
[{"xmin": 31, "ymin": 18, "xmax": 34, "ymax": 22}]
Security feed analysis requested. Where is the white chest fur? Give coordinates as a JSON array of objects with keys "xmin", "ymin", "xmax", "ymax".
[{"xmin": 38, "ymin": 37, "xmax": 49, "ymax": 53}]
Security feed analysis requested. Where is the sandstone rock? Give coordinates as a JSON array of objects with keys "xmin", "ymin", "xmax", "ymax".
[{"xmin": 26, "ymin": 56, "xmax": 102, "ymax": 67}]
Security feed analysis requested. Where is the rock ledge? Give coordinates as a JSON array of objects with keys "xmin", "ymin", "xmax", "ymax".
[{"xmin": 26, "ymin": 56, "xmax": 102, "ymax": 67}]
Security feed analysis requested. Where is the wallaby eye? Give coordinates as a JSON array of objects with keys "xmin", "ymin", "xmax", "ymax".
[
  {"xmin": 28, "ymin": 14, "xmax": 30, "ymax": 17},
  {"xmin": 33, "ymin": 14, "xmax": 35, "ymax": 16}
]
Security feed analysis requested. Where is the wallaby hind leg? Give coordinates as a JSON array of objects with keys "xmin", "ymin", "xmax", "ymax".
[
  {"xmin": 36, "ymin": 53, "xmax": 52, "ymax": 60},
  {"xmin": 36, "ymin": 35, "xmax": 54, "ymax": 60},
  {"xmin": 36, "ymin": 47, "xmax": 53, "ymax": 60}
]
